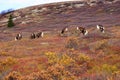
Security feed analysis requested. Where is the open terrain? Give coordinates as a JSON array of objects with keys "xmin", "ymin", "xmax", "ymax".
[{"xmin": 0, "ymin": 0, "xmax": 120, "ymax": 80}]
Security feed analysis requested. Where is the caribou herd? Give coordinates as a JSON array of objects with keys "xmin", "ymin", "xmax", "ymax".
[{"xmin": 15, "ymin": 25, "xmax": 105, "ymax": 41}]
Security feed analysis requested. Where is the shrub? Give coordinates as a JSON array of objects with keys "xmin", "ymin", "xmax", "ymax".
[
  {"xmin": 76, "ymin": 54, "xmax": 91, "ymax": 64},
  {"xmin": 102, "ymin": 64, "xmax": 118, "ymax": 74},
  {"xmin": 0, "ymin": 52, "xmax": 8, "ymax": 56},
  {"xmin": 1, "ymin": 57, "xmax": 17, "ymax": 66},
  {"xmin": 89, "ymin": 64, "xmax": 118, "ymax": 74},
  {"xmin": 7, "ymin": 14, "xmax": 14, "ymax": 28},
  {"xmin": 60, "ymin": 54, "xmax": 75, "ymax": 66},
  {"xmin": 21, "ymin": 71, "xmax": 52, "ymax": 80},
  {"xmin": 45, "ymin": 52, "xmax": 74, "ymax": 66},
  {"xmin": 5, "ymin": 71, "xmax": 21, "ymax": 80},
  {"xmin": 65, "ymin": 37, "xmax": 79, "ymax": 50},
  {"xmin": 45, "ymin": 52, "xmax": 59, "ymax": 64},
  {"xmin": 47, "ymin": 63, "xmax": 76, "ymax": 80}
]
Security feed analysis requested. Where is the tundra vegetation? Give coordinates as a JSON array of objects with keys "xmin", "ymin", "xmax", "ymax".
[
  {"xmin": 0, "ymin": 26, "xmax": 119, "ymax": 80},
  {"xmin": 0, "ymin": 0, "xmax": 120, "ymax": 80}
]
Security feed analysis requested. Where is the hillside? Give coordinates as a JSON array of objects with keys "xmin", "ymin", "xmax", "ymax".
[
  {"xmin": 0, "ymin": 0, "xmax": 120, "ymax": 28},
  {"xmin": 0, "ymin": 0, "xmax": 120, "ymax": 80}
]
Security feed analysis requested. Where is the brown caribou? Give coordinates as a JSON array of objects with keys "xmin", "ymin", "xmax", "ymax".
[
  {"xmin": 30, "ymin": 33, "xmax": 36, "ymax": 39},
  {"xmin": 77, "ymin": 26, "xmax": 88, "ymax": 35},
  {"xmin": 15, "ymin": 33, "xmax": 22, "ymax": 41},
  {"xmin": 61, "ymin": 27, "xmax": 68, "ymax": 34},
  {"xmin": 36, "ymin": 32, "xmax": 44, "ymax": 38},
  {"xmin": 96, "ymin": 24, "xmax": 105, "ymax": 33}
]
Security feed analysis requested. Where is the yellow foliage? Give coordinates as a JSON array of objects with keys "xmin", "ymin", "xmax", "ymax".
[
  {"xmin": 45, "ymin": 52, "xmax": 75, "ymax": 66},
  {"xmin": 5, "ymin": 71, "xmax": 21, "ymax": 80},
  {"xmin": 1, "ymin": 57, "xmax": 17, "ymax": 66},
  {"xmin": 102, "ymin": 64, "xmax": 118, "ymax": 73},
  {"xmin": 60, "ymin": 54, "xmax": 75, "ymax": 66},
  {"xmin": 45, "ymin": 52, "xmax": 59, "ymax": 64},
  {"xmin": 77, "ymin": 54, "xmax": 91, "ymax": 64},
  {"xmin": 47, "ymin": 63, "xmax": 76, "ymax": 80},
  {"xmin": 0, "ymin": 52, "xmax": 8, "ymax": 56},
  {"xmin": 89, "ymin": 64, "xmax": 118, "ymax": 74}
]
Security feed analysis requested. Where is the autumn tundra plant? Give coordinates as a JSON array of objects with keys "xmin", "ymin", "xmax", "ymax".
[
  {"xmin": 47, "ymin": 63, "xmax": 76, "ymax": 80},
  {"xmin": 45, "ymin": 52, "xmax": 59, "ymax": 64},
  {"xmin": 1, "ymin": 57, "xmax": 17, "ymax": 67},
  {"xmin": 5, "ymin": 71, "xmax": 21, "ymax": 80},
  {"xmin": 45, "ymin": 52, "xmax": 74, "ymax": 66},
  {"xmin": 89, "ymin": 64, "xmax": 118, "ymax": 75},
  {"xmin": 65, "ymin": 37, "xmax": 79, "ymax": 50},
  {"xmin": 0, "ymin": 52, "xmax": 8, "ymax": 56},
  {"xmin": 20, "ymin": 71, "xmax": 52, "ymax": 80},
  {"xmin": 76, "ymin": 53, "xmax": 91, "ymax": 64},
  {"xmin": 0, "ymin": 57, "xmax": 17, "ymax": 78}
]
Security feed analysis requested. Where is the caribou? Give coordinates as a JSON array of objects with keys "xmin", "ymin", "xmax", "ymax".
[
  {"xmin": 36, "ymin": 32, "xmax": 44, "ymax": 38},
  {"xmin": 13, "ymin": 25, "xmax": 105, "ymax": 40},
  {"xmin": 96, "ymin": 24, "xmax": 105, "ymax": 33},
  {"xmin": 15, "ymin": 33, "xmax": 22, "ymax": 41},
  {"xmin": 77, "ymin": 27, "xmax": 88, "ymax": 35},
  {"xmin": 61, "ymin": 27, "xmax": 68, "ymax": 34},
  {"xmin": 30, "ymin": 33, "xmax": 36, "ymax": 39}
]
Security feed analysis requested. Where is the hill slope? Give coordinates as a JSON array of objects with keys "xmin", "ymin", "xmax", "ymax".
[
  {"xmin": 0, "ymin": 0, "xmax": 120, "ymax": 28},
  {"xmin": 0, "ymin": 1, "xmax": 120, "ymax": 80}
]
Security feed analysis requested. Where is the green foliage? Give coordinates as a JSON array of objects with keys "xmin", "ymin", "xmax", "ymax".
[{"xmin": 7, "ymin": 14, "xmax": 14, "ymax": 28}]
